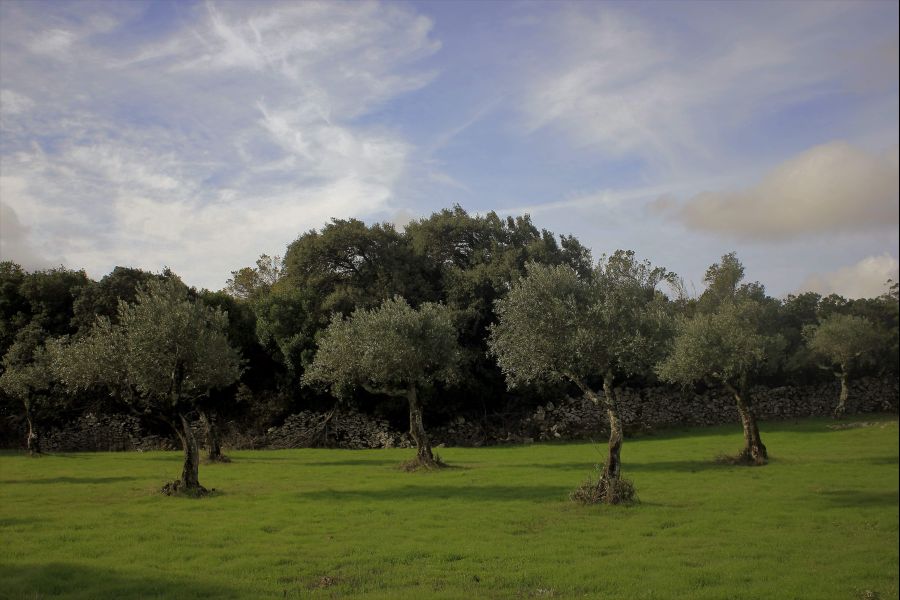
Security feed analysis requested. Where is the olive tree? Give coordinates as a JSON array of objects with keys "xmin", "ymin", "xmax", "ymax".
[
  {"xmin": 804, "ymin": 314, "xmax": 885, "ymax": 418},
  {"xmin": 51, "ymin": 279, "xmax": 241, "ymax": 494},
  {"xmin": 488, "ymin": 252, "xmax": 675, "ymax": 504},
  {"xmin": 303, "ymin": 296, "xmax": 460, "ymax": 469},
  {"xmin": 657, "ymin": 299, "xmax": 783, "ymax": 465},
  {"xmin": 0, "ymin": 328, "xmax": 55, "ymax": 455}
]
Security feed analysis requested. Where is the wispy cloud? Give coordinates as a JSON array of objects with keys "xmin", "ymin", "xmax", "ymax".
[
  {"xmin": 517, "ymin": 2, "xmax": 899, "ymax": 172},
  {"xmin": 0, "ymin": 1, "xmax": 439, "ymax": 288}
]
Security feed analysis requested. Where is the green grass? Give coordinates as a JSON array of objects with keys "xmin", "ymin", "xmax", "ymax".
[{"xmin": 1, "ymin": 416, "xmax": 897, "ymax": 599}]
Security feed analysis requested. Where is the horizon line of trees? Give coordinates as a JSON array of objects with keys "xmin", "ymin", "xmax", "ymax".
[{"xmin": 1, "ymin": 205, "xmax": 898, "ymax": 500}]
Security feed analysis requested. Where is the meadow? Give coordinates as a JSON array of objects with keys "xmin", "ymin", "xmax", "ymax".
[{"xmin": 1, "ymin": 416, "xmax": 897, "ymax": 599}]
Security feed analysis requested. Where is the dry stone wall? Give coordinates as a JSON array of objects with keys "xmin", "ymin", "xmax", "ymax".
[
  {"xmin": 19, "ymin": 377, "xmax": 899, "ymax": 451},
  {"xmin": 513, "ymin": 377, "xmax": 899, "ymax": 444},
  {"xmin": 42, "ymin": 413, "xmax": 176, "ymax": 452}
]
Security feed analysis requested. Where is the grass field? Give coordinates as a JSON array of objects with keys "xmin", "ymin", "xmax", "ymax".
[{"xmin": 1, "ymin": 416, "xmax": 897, "ymax": 599}]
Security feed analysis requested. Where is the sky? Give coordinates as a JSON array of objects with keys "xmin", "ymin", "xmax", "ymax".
[{"xmin": 1, "ymin": 0, "xmax": 897, "ymax": 299}]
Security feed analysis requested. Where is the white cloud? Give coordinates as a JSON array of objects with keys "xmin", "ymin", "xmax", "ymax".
[
  {"xmin": 0, "ymin": 1, "xmax": 439, "ymax": 289},
  {"xmin": 672, "ymin": 142, "xmax": 899, "ymax": 238},
  {"xmin": 0, "ymin": 89, "xmax": 34, "ymax": 116},
  {"xmin": 0, "ymin": 200, "xmax": 58, "ymax": 270},
  {"xmin": 799, "ymin": 254, "xmax": 899, "ymax": 299}
]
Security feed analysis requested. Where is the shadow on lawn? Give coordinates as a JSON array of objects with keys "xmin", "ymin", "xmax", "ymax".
[
  {"xmin": 500, "ymin": 459, "xmax": 734, "ymax": 473},
  {"xmin": 298, "ymin": 483, "xmax": 571, "ymax": 502},
  {"xmin": 0, "ymin": 563, "xmax": 239, "ymax": 599},
  {"xmin": 0, "ymin": 476, "xmax": 141, "ymax": 485},
  {"xmin": 302, "ymin": 458, "xmax": 403, "ymax": 467},
  {"xmin": 817, "ymin": 489, "xmax": 899, "ymax": 508},
  {"xmin": 616, "ymin": 414, "xmax": 898, "ymax": 442}
]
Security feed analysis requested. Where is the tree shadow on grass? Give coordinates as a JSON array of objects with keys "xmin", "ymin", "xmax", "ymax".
[
  {"xmin": 500, "ymin": 459, "xmax": 737, "ymax": 473},
  {"xmin": 225, "ymin": 455, "xmax": 299, "ymax": 462},
  {"xmin": 302, "ymin": 458, "xmax": 404, "ymax": 467},
  {"xmin": 1, "ymin": 562, "xmax": 238, "ymax": 599},
  {"xmin": 866, "ymin": 455, "xmax": 899, "ymax": 466},
  {"xmin": 0, "ymin": 476, "xmax": 142, "ymax": 485},
  {"xmin": 816, "ymin": 489, "xmax": 899, "ymax": 508},
  {"xmin": 619, "ymin": 414, "xmax": 898, "ymax": 442},
  {"xmin": 297, "ymin": 484, "xmax": 572, "ymax": 503},
  {"xmin": 625, "ymin": 459, "xmax": 755, "ymax": 473}
]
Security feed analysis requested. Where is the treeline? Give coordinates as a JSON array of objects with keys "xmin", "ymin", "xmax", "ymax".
[{"xmin": 1, "ymin": 206, "xmax": 898, "ymax": 482}]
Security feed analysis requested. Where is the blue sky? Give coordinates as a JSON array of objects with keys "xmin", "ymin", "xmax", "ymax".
[{"xmin": 1, "ymin": 0, "xmax": 897, "ymax": 298}]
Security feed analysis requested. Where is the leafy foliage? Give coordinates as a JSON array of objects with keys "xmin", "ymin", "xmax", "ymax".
[
  {"xmin": 804, "ymin": 314, "xmax": 885, "ymax": 372},
  {"xmin": 488, "ymin": 251, "xmax": 676, "ymax": 388},
  {"xmin": 52, "ymin": 278, "xmax": 241, "ymax": 413},
  {"xmin": 657, "ymin": 299, "xmax": 783, "ymax": 388},
  {"xmin": 303, "ymin": 296, "xmax": 460, "ymax": 398}
]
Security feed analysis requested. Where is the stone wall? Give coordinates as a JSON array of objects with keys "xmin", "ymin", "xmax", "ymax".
[
  {"xmin": 41, "ymin": 413, "xmax": 177, "ymax": 452},
  {"xmin": 511, "ymin": 376, "xmax": 899, "ymax": 444},
  {"xmin": 266, "ymin": 409, "xmax": 412, "ymax": 450},
  {"xmin": 16, "ymin": 377, "xmax": 899, "ymax": 452}
]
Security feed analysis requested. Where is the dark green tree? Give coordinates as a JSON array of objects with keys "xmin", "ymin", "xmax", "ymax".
[
  {"xmin": 406, "ymin": 206, "xmax": 594, "ymax": 416},
  {"xmin": 71, "ymin": 266, "xmax": 166, "ymax": 332}
]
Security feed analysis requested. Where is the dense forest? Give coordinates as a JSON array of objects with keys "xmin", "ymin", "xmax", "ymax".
[{"xmin": 1, "ymin": 205, "xmax": 898, "ymax": 462}]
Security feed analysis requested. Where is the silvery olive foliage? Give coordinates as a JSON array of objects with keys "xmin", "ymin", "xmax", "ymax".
[
  {"xmin": 656, "ymin": 299, "xmax": 783, "ymax": 388},
  {"xmin": 51, "ymin": 278, "xmax": 241, "ymax": 412},
  {"xmin": 804, "ymin": 313, "xmax": 885, "ymax": 373},
  {"xmin": 488, "ymin": 250, "xmax": 677, "ymax": 388},
  {"xmin": 303, "ymin": 296, "xmax": 461, "ymax": 397}
]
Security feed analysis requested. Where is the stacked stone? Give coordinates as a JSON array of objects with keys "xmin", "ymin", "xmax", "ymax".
[
  {"xmin": 19, "ymin": 376, "xmax": 900, "ymax": 451},
  {"xmin": 266, "ymin": 408, "xmax": 411, "ymax": 449},
  {"xmin": 41, "ymin": 413, "xmax": 174, "ymax": 452}
]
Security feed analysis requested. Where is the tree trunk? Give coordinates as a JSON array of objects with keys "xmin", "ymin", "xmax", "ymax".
[
  {"xmin": 407, "ymin": 384, "xmax": 435, "ymax": 467},
  {"xmin": 727, "ymin": 382, "xmax": 768, "ymax": 465},
  {"xmin": 174, "ymin": 413, "xmax": 203, "ymax": 490},
  {"xmin": 575, "ymin": 373, "xmax": 629, "ymax": 504},
  {"xmin": 834, "ymin": 368, "xmax": 849, "ymax": 419},
  {"xmin": 598, "ymin": 374, "xmax": 624, "ymax": 499},
  {"xmin": 199, "ymin": 410, "xmax": 225, "ymax": 462},
  {"xmin": 24, "ymin": 403, "xmax": 40, "ymax": 457}
]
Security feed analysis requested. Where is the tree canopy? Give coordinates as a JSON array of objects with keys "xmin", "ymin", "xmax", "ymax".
[
  {"xmin": 51, "ymin": 278, "xmax": 242, "ymax": 493},
  {"xmin": 304, "ymin": 296, "xmax": 461, "ymax": 467},
  {"xmin": 489, "ymin": 251, "xmax": 675, "ymax": 503}
]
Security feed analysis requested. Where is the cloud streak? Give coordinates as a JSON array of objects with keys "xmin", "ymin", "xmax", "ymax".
[
  {"xmin": 518, "ymin": 3, "xmax": 899, "ymax": 172},
  {"xmin": 0, "ymin": 1, "xmax": 439, "ymax": 288}
]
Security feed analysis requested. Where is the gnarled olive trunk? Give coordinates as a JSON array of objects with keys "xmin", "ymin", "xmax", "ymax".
[
  {"xmin": 407, "ymin": 384, "xmax": 435, "ymax": 466},
  {"xmin": 600, "ymin": 375, "xmax": 623, "ymax": 485},
  {"xmin": 834, "ymin": 368, "xmax": 850, "ymax": 419},
  {"xmin": 199, "ymin": 410, "xmax": 225, "ymax": 462},
  {"xmin": 726, "ymin": 382, "xmax": 768, "ymax": 465},
  {"xmin": 173, "ymin": 413, "xmax": 202, "ymax": 489},
  {"xmin": 577, "ymin": 373, "xmax": 629, "ymax": 504},
  {"xmin": 24, "ymin": 403, "xmax": 41, "ymax": 457}
]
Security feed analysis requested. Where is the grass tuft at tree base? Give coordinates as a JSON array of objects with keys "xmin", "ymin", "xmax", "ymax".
[
  {"xmin": 399, "ymin": 452, "xmax": 448, "ymax": 472},
  {"xmin": 713, "ymin": 451, "xmax": 768, "ymax": 466},
  {"xmin": 569, "ymin": 473, "xmax": 638, "ymax": 505},
  {"xmin": 159, "ymin": 480, "xmax": 212, "ymax": 498}
]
